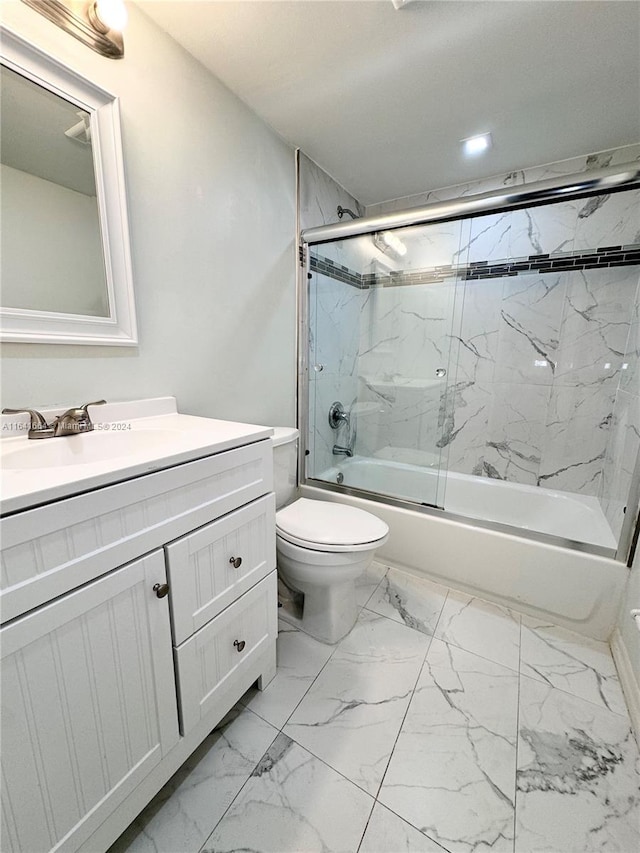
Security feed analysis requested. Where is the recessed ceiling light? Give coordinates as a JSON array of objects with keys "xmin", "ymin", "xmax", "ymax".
[{"xmin": 461, "ymin": 133, "xmax": 492, "ymax": 157}]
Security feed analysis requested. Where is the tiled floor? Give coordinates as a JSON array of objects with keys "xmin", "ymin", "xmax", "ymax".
[{"xmin": 110, "ymin": 563, "xmax": 640, "ymax": 853}]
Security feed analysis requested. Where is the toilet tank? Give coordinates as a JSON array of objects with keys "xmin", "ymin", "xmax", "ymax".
[{"xmin": 271, "ymin": 427, "xmax": 299, "ymax": 509}]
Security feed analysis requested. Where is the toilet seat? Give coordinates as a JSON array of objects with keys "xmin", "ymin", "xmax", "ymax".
[{"xmin": 276, "ymin": 498, "xmax": 389, "ymax": 553}]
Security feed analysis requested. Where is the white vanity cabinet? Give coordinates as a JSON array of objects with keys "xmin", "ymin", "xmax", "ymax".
[
  {"xmin": 1, "ymin": 551, "xmax": 179, "ymax": 853},
  {"xmin": 0, "ymin": 425, "xmax": 277, "ymax": 853}
]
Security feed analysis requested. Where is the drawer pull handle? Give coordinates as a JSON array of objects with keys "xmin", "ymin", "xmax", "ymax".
[
  {"xmin": 233, "ymin": 639, "xmax": 246, "ymax": 652},
  {"xmin": 153, "ymin": 583, "xmax": 170, "ymax": 599},
  {"xmin": 229, "ymin": 556, "xmax": 242, "ymax": 569}
]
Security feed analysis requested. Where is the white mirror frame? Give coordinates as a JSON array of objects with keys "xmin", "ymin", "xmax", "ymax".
[{"xmin": 0, "ymin": 26, "xmax": 137, "ymax": 345}]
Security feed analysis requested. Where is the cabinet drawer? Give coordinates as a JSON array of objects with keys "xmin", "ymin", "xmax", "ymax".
[
  {"xmin": 166, "ymin": 494, "xmax": 275, "ymax": 645},
  {"xmin": 174, "ymin": 571, "xmax": 277, "ymax": 735},
  {"xmin": 1, "ymin": 440, "xmax": 272, "ymax": 624}
]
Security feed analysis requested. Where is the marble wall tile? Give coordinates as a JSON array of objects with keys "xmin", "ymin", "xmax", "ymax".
[
  {"xmin": 360, "ymin": 282, "xmax": 457, "ymax": 380},
  {"xmin": 202, "ymin": 733, "xmax": 374, "ymax": 853},
  {"xmin": 555, "ymin": 267, "xmax": 637, "ymax": 387},
  {"xmin": 599, "ymin": 271, "xmax": 640, "ymax": 538},
  {"xmin": 483, "ymin": 382, "xmax": 550, "ymax": 484},
  {"xmin": 299, "ymin": 151, "xmax": 363, "ymax": 231},
  {"xmin": 509, "ymin": 199, "xmax": 578, "ymax": 258},
  {"xmin": 437, "ymin": 380, "xmax": 492, "ymax": 475},
  {"xmin": 452, "ymin": 278, "xmax": 501, "ymax": 386},
  {"xmin": 538, "ymin": 379, "xmax": 617, "ymax": 495},
  {"xmin": 515, "ymin": 676, "xmax": 640, "ymax": 852},
  {"xmin": 365, "ymin": 143, "xmax": 640, "ymax": 218},
  {"xmin": 601, "ymin": 389, "xmax": 640, "ymax": 539},
  {"xmin": 619, "ymin": 275, "xmax": 640, "ymax": 394},
  {"xmin": 301, "ymin": 154, "xmax": 368, "ymax": 482},
  {"xmin": 283, "ymin": 609, "xmax": 430, "ymax": 795},
  {"xmin": 399, "ymin": 218, "xmax": 469, "ymax": 270},
  {"xmin": 519, "ymin": 616, "xmax": 627, "ymax": 716},
  {"xmin": 308, "ymin": 145, "xmax": 640, "ymax": 504},
  {"xmin": 379, "ymin": 639, "xmax": 519, "ymax": 853},
  {"xmin": 454, "ymin": 210, "xmax": 511, "ymax": 264},
  {"xmin": 308, "ymin": 369, "xmax": 359, "ymax": 477},
  {"xmin": 494, "ymin": 273, "xmax": 567, "ymax": 386},
  {"xmin": 573, "ymin": 187, "xmax": 640, "ymax": 252},
  {"xmin": 108, "ymin": 705, "xmax": 278, "ymax": 853},
  {"xmin": 310, "ymin": 272, "xmax": 362, "ymax": 376}
]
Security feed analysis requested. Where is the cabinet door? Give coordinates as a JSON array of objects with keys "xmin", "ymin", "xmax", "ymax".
[
  {"xmin": 0, "ymin": 551, "xmax": 179, "ymax": 853},
  {"xmin": 166, "ymin": 493, "xmax": 275, "ymax": 645}
]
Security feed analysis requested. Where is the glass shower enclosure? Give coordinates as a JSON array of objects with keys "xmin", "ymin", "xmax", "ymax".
[{"xmin": 301, "ymin": 175, "xmax": 640, "ymax": 560}]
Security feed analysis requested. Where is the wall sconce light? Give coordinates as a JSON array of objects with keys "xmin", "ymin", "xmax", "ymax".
[{"xmin": 20, "ymin": 0, "xmax": 127, "ymax": 59}]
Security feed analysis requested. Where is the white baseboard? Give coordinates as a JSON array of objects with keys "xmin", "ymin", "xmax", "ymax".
[{"xmin": 610, "ymin": 628, "xmax": 640, "ymax": 748}]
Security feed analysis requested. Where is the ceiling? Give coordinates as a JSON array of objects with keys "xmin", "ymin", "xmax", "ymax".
[
  {"xmin": 140, "ymin": 0, "xmax": 640, "ymax": 206},
  {"xmin": 1, "ymin": 65, "xmax": 96, "ymax": 196}
]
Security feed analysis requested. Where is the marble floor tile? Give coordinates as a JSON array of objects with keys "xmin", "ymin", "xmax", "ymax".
[
  {"xmin": 356, "ymin": 560, "xmax": 388, "ymax": 607},
  {"xmin": 515, "ymin": 676, "xmax": 640, "ymax": 853},
  {"xmin": 358, "ymin": 802, "xmax": 447, "ymax": 852},
  {"xmin": 366, "ymin": 567, "xmax": 448, "ymax": 636},
  {"xmin": 379, "ymin": 639, "xmax": 519, "ymax": 853},
  {"xmin": 284, "ymin": 609, "xmax": 430, "ymax": 795},
  {"xmin": 520, "ymin": 615, "xmax": 628, "ymax": 717},
  {"xmin": 434, "ymin": 589, "xmax": 521, "ymax": 672},
  {"xmin": 201, "ymin": 733, "xmax": 374, "ymax": 853},
  {"xmin": 108, "ymin": 705, "xmax": 277, "ymax": 853},
  {"xmin": 240, "ymin": 620, "xmax": 334, "ymax": 729}
]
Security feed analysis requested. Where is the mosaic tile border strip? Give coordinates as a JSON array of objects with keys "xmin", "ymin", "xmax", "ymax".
[{"xmin": 309, "ymin": 243, "xmax": 640, "ymax": 289}]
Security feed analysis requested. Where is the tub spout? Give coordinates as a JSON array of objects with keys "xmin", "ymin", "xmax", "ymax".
[{"xmin": 333, "ymin": 444, "xmax": 353, "ymax": 458}]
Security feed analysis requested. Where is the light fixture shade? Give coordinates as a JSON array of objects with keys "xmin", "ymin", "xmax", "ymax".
[
  {"xmin": 93, "ymin": 0, "xmax": 128, "ymax": 32},
  {"xmin": 20, "ymin": 0, "xmax": 125, "ymax": 59}
]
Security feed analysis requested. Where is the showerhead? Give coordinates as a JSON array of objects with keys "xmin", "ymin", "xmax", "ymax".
[{"xmin": 337, "ymin": 205, "xmax": 358, "ymax": 220}]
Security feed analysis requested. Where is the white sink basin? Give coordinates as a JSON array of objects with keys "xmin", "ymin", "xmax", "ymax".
[
  {"xmin": 2, "ymin": 429, "xmax": 184, "ymax": 469},
  {"xmin": 0, "ymin": 398, "xmax": 273, "ymax": 514}
]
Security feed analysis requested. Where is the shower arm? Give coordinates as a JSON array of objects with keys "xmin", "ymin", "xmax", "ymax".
[
  {"xmin": 337, "ymin": 205, "xmax": 359, "ymax": 220},
  {"xmin": 304, "ymin": 162, "xmax": 640, "ymax": 244}
]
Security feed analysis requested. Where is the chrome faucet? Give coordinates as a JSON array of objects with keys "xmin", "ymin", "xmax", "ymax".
[
  {"xmin": 328, "ymin": 401, "xmax": 355, "ymax": 458},
  {"xmin": 2, "ymin": 400, "xmax": 107, "ymax": 439}
]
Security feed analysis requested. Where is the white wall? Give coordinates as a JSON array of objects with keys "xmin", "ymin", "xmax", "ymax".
[
  {"xmin": 0, "ymin": 2, "xmax": 296, "ymax": 426},
  {"xmin": 1, "ymin": 164, "xmax": 107, "ymax": 316}
]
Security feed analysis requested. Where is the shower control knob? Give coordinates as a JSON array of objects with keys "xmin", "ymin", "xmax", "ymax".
[
  {"xmin": 233, "ymin": 639, "xmax": 246, "ymax": 652},
  {"xmin": 435, "ymin": 368, "xmax": 447, "ymax": 378},
  {"xmin": 229, "ymin": 556, "xmax": 242, "ymax": 568}
]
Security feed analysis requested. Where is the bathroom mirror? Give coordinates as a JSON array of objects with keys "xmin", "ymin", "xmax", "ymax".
[{"xmin": 0, "ymin": 27, "xmax": 137, "ymax": 345}]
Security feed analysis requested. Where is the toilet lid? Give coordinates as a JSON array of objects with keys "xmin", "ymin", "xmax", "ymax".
[{"xmin": 276, "ymin": 498, "xmax": 389, "ymax": 549}]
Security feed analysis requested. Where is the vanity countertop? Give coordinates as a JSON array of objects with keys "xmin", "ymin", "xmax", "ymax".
[{"xmin": 0, "ymin": 397, "xmax": 272, "ymax": 515}]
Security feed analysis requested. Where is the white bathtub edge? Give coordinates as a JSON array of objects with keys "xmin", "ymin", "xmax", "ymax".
[
  {"xmin": 301, "ymin": 484, "xmax": 627, "ymax": 640},
  {"xmin": 610, "ymin": 628, "xmax": 640, "ymax": 749}
]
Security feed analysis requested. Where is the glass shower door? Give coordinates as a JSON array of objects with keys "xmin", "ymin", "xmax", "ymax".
[{"xmin": 305, "ymin": 218, "xmax": 468, "ymax": 509}]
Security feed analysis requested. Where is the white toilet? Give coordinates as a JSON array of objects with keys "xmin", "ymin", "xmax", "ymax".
[{"xmin": 272, "ymin": 427, "xmax": 389, "ymax": 644}]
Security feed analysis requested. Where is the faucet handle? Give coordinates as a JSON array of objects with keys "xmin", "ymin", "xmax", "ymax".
[
  {"xmin": 80, "ymin": 400, "xmax": 107, "ymax": 415},
  {"xmin": 2, "ymin": 407, "xmax": 53, "ymax": 439},
  {"xmin": 51, "ymin": 400, "xmax": 107, "ymax": 437}
]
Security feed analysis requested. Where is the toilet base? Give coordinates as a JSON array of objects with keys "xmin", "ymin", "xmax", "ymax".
[{"xmin": 278, "ymin": 573, "xmax": 358, "ymax": 644}]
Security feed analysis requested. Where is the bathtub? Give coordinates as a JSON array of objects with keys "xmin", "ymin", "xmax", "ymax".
[
  {"xmin": 302, "ymin": 456, "xmax": 628, "ymax": 640},
  {"xmin": 321, "ymin": 455, "xmax": 617, "ymax": 550}
]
